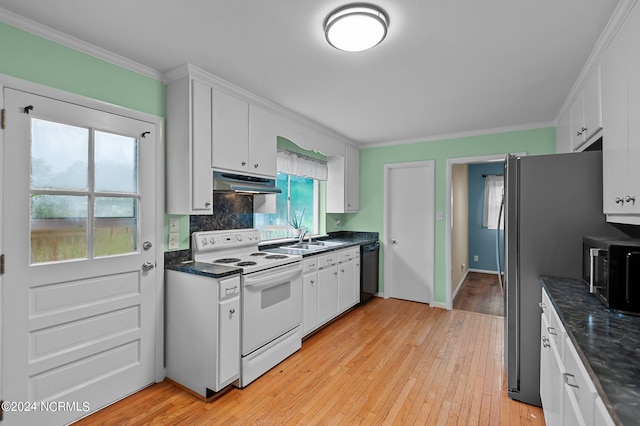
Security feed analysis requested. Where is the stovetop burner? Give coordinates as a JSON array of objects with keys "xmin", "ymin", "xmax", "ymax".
[
  {"xmin": 214, "ymin": 258, "xmax": 242, "ymax": 264},
  {"xmin": 236, "ymin": 261, "xmax": 258, "ymax": 267},
  {"xmin": 250, "ymin": 252, "xmax": 268, "ymax": 256},
  {"xmin": 265, "ymin": 254, "xmax": 288, "ymax": 260}
]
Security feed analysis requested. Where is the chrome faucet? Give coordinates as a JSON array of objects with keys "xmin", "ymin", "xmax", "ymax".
[{"xmin": 299, "ymin": 229, "xmax": 308, "ymax": 243}]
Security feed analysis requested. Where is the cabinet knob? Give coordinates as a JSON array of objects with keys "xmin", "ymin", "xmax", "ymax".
[
  {"xmin": 310, "ymin": 280, "xmax": 315, "ymax": 285},
  {"xmin": 230, "ymin": 308, "xmax": 236, "ymax": 314},
  {"xmin": 542, "ymin": 336, "xmax": 550, "ymax": 348},
  {"xmin": 615, "ymin": 197, "xmax": 625, "ymax": 205},
  {"xmin": 254, "ymin": 163, "xmax": 259, "ymax": 168},
  {"xmin": 626, "ymin": 195, "xmax": 636, "ymax": 204},
  {"xmin": 241, "ymin": 161, "xmax": 247, "ymax": 166},
  {"xmin": 205, "ymin": 202, "xmax": 211, "ymax": 208},
  {"xmin": 581, "ymin": 126, "xmax": 587, "ymax": 133},
  {"xmin": 538, "ymin": 302, "xmax": 546, "ymax": 310}
]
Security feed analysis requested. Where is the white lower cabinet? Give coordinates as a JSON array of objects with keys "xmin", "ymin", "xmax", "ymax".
[
  {"xmin": 302, "ymin": 247, "xmax": 360, "ymax": 337},
  {"xmin": 540, "ymin": 288, "xmax": 614, "ymax": 426},
  {"xmin": 166, "ymin": 271, "xmax": 241, "ymax": 397}
]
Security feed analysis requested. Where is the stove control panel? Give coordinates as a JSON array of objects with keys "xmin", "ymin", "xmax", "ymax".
[{"xmin": 192, "ymin": 229, "xmax": 261, "ymax": 252}]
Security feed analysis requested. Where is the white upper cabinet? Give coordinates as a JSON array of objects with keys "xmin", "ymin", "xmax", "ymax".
[
  {"xmin": 556, "ymin": 105, "xmax": 572, "ymax": 153},
  {"xmin": 166, "ymin": 75, "xmax": 213, "ymax": 214},
  {"xmin": 561, "ymin": 64, "xmax": 603, "ymax": 153},
  {"xmin": 602, "ymin": 2, "xmax": 640, "ymax": 222},
  {"xmin": 211, "ymin": 90, "xmax": 277, "ymax": 178},
  {"xmin": 327, "ymin": 144, "xmax": 360, "ymax": 213},
  {"xmin": 582, "ymin": 65, "xmax": 603, "ymax": 144},
  {"xmin": 212, "ymin": 89, "xmax": 249, "ymax": 172},
  {"xmin": 248, "ymin": 105, "xmax": 278, "ymax": 177}
]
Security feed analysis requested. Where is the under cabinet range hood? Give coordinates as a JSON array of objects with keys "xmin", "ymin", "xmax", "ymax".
[{"xmin": 213, "ymin": 171, "xmax": 281, "ymax": 194}]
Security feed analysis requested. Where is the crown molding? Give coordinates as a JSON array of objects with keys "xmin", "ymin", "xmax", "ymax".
[
  {"xmin": 554, "ymin": 0, "xmax": 639, "ymax": 124},
  {"xmin": 363, "ymin": 121, "xmax": 554, "ymax": 149},
  {"xmin": 0, "ymin": 7, "xmax": 163, "ymax": 81}
]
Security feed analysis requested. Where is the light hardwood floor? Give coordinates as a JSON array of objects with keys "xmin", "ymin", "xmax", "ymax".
[{"xmin": 76, "ymin": 298, "xmax": 544, "ymax": 425}]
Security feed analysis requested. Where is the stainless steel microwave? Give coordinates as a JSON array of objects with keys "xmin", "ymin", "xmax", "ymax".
[{"xmin": 583, "ymin": 236, "xmax": 640, "ymax": 315}]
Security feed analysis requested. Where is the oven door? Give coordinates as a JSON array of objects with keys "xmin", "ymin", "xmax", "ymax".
[{"xmin": 241, "ymin": 263, "xmax": 303, "ymax": 355}]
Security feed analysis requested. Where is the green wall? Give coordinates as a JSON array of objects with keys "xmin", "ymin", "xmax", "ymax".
[
  {"xmin": 336, "ymin": 128, "xmax": 556, "ymax": 305},
  {"xmin": 0, "ymin": 22, "xmax": 165, "ymax": 117}
]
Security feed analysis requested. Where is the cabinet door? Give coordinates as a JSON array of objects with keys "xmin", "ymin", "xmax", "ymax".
[
  {"xmin": 218, "ymin": 297, "xmax": 240, "ymax": 389},
  {"xmin": 303, "ymin": 272, "xmax": 319, "ymax": 336},
  {"xmin": 570, "ymin": 93, "xmax": 585, "ymax": 151},
  {"xmin": 540, "ymin": 314, "xmax": 562, "ymax": 426},
  {"xmin": 212, "ymin": 89, "xmax": 249, "ymax": 172},
  {"xmin": 191, "ymin": 80, "xmax": 214, "ymax": 212},
  {"xmin": 627, "ymin": 4, "xmax": 640, "ymax": 214},
  {"xmin": 583, "ymin": 64, "xmax": 603, "ymax": 143},
  {"xmin": 564, "ymin": 336, "xmax": 597, "ymax": 426},
  {"xmin": 248, "ymin": 105, "xmax": 277, "ymax": 177},
  {"xmin": 318, "ymin": 266, "xmax": 339, "ymax": 324},
  {"xmin": 338, "ymin": 258, "xmax": 356, "ymax": 311},
  {"xmin": 345, "ymin": 145, "xmax": 360, "ymax": 211},
  {"xmin": 602, "ymin": 19, "xmax": 629, "ymax": 214}
]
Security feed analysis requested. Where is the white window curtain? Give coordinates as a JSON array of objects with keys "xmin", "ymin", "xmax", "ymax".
[
  {"xmin": 483, "ymin": 174, "xmax": 504, "ymax": 229},
  {"xmin": 277, "ymin": 150, "xmax": 328, "ymax": 180}
]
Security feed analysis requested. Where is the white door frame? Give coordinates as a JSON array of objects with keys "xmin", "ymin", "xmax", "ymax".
[
  {"xmin": 383, "ymin": 160, "xmax": 435, "ymax": 300},
  {"xmin": 444, "ymin": 152, "xmax": 524, "ymax": 310},
  {"xmin": 0, "ymin": 74, "xmax": 166, "ymax": 388}
]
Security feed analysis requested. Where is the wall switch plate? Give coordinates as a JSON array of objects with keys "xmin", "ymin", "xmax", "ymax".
[
  {"xmin": 169, "ymin": 217, "xmax": 179, "ymax": 233},
  {"xmin": 474, "ymin": 255, "xmax": 479, "ymax": 262},
  {"xmin": 168, "ymin": 233, "xmax": 180, "ymax": 250}
]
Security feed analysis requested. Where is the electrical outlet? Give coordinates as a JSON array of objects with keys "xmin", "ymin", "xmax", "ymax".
[
  {"xmin": 335, "ymin": 219, "xmax": 341, "ymax": 227},
  {"xmin": 169, "ymin": 217, "xmax": 179, "ymax": 233},
  {"xmin": 168, "ymin": 233, "xmax": 180, "ymax": 250},
  {"xmin": 474, "ymin": 255, "xmax": 479, "ymax": 262}
]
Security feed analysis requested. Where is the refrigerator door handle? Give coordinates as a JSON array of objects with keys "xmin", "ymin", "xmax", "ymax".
[{"xmin": 589, "ymin": 248, "xmax": 600, "ymax": 294}]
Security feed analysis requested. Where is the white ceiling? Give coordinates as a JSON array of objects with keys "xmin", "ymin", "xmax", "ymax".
[{"xmin": 0, "ymin": 0, "xmax": 620, "ymax": 146}]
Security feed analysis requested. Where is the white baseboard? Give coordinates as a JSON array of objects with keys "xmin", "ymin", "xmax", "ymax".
[
  {"xmin": 468, "ymin": 268, "xmax": 502, "ymax": 275},
  {"xmin": 452, "ymin": 269, "xmax": 470, "ymax": 302}
]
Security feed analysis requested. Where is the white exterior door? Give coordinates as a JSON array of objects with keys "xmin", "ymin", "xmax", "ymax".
[
  {"xmin": 1, "ymin": 87, "xmax": 157, "ymax": 425},
  {"xmin": 385, "ymin": 161, "xmax": 435, "ymax": 304}
]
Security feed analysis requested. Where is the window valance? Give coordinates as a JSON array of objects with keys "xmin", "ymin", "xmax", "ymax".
[{"xmin": 277, "ymin": 150, "xmax": 328, "ymax": 181}]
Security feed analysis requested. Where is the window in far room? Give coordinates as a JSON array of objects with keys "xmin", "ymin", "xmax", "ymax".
[{"xmin": 483, "ymin": 174, "xmax": 504, "ymax": 230}]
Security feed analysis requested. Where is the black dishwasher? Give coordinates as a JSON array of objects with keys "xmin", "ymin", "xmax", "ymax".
[{"xmin": 360, "ymin": 242, "xmax": 379, "ymax": 304}]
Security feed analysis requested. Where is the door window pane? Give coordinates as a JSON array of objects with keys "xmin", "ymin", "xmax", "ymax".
[
  {"xmin": 94, "ymin": 197, "xmax": 137, "ymax": 257},
  {"xmin": 94, "ymin": 131, "xmax": 138, "ymax": 193},
  {"xmin": 30, "ymin": 195, "xmax": 88, "ymax": 263},
  {"xmin": 31, "ymin": 118, "xmax": 88, "ymax": 190}
]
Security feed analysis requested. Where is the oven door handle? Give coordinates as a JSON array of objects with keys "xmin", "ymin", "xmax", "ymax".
[{"xmin": 243, "ymin": 264, "xmax": 302, "ymax": 290}]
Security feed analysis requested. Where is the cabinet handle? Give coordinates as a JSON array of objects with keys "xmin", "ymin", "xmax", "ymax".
[
  {"xmin": 254, "ymin": 163, "xmax": 259, "ymax": 168},
  {"xmin": 205, "ymin": 202, "xmax": 211, "ymax": 208},
  {"xmin": 538, "ymin": 302, "xmax": 546, "ymax": 310},
  {"xmin": 615, "ymin": 197, "xmax": 625, "ymax": 205},
  {"xmin": 334, "ymin": 272, "xmax": 338, "ymax": 275},
  {"xmin": 310, "ymin": 280, "xmax": 315, "ymax": 285},
  {"xmin": 542, "ymin": 336, "xmax": 550, "ymax": 348},
  {"xmin": 626, "ymin": 195, "xmax": 636, "ymax": 204},
  {"xmin": 241, "ymin": 161, "xmax": 247, "ymax": 166},
  {"xmin": 563, "ymin": 373, "xmax": 579, "ymax": 389},
  {"xmin": 581, "ymin": 126, "xmax": 587, "ymax": 133},
  {"xmin": 547, "ymin": 326, "xmax": 557, "ymax": 336},
  {"xmin": 576, "ymin": 130, "xmax": 583, "ymax": 136},
  {"xmin": 229, "ymin": 308, "xmax": 236, "ymax": 314}
]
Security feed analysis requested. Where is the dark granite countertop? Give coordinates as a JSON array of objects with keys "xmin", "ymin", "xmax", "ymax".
[
  {"xmin": 165, "ymin": 261, "xmax": 241, "ymax": 279},
  {"xmin": 540, "ymin": 276, "xmax": 640, "ymax": 425},
  {"xmin": 260, "ymin": 231, "xmax": 379, "ymax": 258}
]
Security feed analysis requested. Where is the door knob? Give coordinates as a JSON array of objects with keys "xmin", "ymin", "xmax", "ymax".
[
  {"xmin": 143, "ymin": 241, "xmax": 152, "ymax": 251},
  {"xmin": 142, "ymin": 262, "xmax": 155, "ymax": 272}
]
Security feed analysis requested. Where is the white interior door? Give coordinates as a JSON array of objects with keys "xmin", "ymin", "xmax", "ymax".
[
  {"xmin": 385, "ymin": 161, "xmax": 435, "ymax": 304},
  {"xmin": 2, "ymin": 87, "xmax": 157, "ymax": 425}
]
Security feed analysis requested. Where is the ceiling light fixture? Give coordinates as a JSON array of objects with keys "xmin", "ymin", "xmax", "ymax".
[{"xmin": 324, "ymin": 3, "xmax": 389, "ymax": 52}]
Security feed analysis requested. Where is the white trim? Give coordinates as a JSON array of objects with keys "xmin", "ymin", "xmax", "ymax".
[
  {"xmin": 364, "ymin": 121, "xmax": 554, "ymax": 149},
  {"xmin": 444, "ymin": 153, "xmax": 521, "ymax": 310},
  {"xmin": 468, "ymin": 268, "xmax": 503, "ymax": 275},
  {"xmin": 0, "ymin": 8, "xmax": 163, "ymax": 81},
  {"xmin": 383, "ymin": 160, "xmax": 435, "ymax": 303},
  {"xmin": 554, "ymin": 0, "xmax": 639, "ymax": 125}
]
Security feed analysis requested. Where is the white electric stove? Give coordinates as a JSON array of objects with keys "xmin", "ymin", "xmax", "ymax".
[{"xmin": 192, "ymin": 229, "xmax": 303, "ymax": 387}]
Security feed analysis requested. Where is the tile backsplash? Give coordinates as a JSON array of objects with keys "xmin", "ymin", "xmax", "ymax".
[{"xmin": 164, "ymin": 193, "xmax": 254, "ymax": 264}]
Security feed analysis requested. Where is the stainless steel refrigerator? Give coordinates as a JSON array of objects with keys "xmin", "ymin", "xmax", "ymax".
[{"xmin": 503, "ymin": 150, "xmax": 628, "ymax": 406}]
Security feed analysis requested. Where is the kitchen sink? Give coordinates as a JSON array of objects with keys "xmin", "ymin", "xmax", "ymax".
[{"xmin": 283, "ymin": 240, "xmax": 345, "ymax": 251}]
